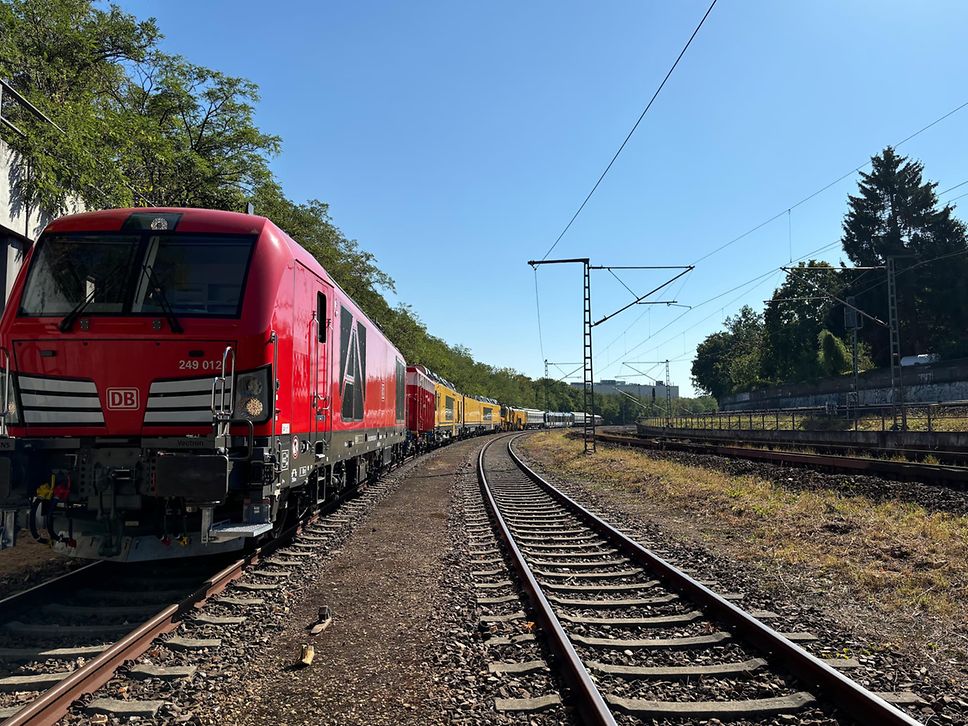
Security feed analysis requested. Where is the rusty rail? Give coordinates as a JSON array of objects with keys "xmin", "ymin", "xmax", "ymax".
[
  {"xmin": 598, "ymin": 431, "xmax": 968, "ymax": 484},
  {"xmin": 477, "ymin": 435, "xmax": 616, "ymax": 726},
  {"xmin": 500, "ymin": 434, "xmax": 923, "ymax": 726}
]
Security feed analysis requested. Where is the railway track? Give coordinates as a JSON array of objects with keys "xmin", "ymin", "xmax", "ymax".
[
  {"xmin": 0, "ymin": 554, "xmax": 248, "ymax": 724},
  {"xmin": 477, "ymin": 434, "xmax": 924, "ymax": 725},
  {"xmin": 0, "ymin": 481, "xmax": 380, "ymax": 726},
  {"xmin": 596, "ymin": 430, "xmax": 968, "ymax": 485}
]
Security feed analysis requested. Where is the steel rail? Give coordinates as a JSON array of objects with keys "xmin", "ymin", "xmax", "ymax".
[
  {"xmin": 477, "ymin": 435, "xmax": 616, "ymax": 726},
  {"xmin": 1, "ymin": 509, "xmax": 320, "ymax": 726},
  {"xmin": 596, "ymin": 431, "xmax": 968, "ymax": 484},
  {"xmin": 506, "ymin": 435, "xmax": 924, "ymax": 726},
  {"xmin": 0, "ymin": 561, "xmax": 103, "ymax": 612}
]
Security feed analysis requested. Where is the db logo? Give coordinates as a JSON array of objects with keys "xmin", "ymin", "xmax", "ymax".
[{"xmin": 106, "ymin": 388, "xmax": 139, "ymax": 410}]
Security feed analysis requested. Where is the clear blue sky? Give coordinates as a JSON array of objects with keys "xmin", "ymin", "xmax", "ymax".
[{"xmin": 116, "ymin": 1, "xmax": 968, "ymax": 395}]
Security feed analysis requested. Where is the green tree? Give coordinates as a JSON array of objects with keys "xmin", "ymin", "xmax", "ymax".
[
  {"xmin": 691, "ymin": 306, "xmax": 764, "ymax": 399},
  {"xmin": 761, "ymin": 261, "xmax": 843, "ymax": 383},
  {"xmin": 841, "ymin": 147, "xmax": 968, "ymax": 361},
  {"xmin": 0, "ymin": 0, "xmax": 159, "ymax": 211},
  {"xmin": 120, "ymin": 56, "xmax": 280, "ymax": 209},
  {"xmin": 817, "ymin": 329, "xmax": 851, "ymax": 376},
  {"xmin": 0, "ymin": 1, "xmax": 279, "ymax": 214}
]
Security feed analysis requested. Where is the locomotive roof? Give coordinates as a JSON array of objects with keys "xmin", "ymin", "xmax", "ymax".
[{"xmin": 43, "ymin": 207, "xmax": 270, "ymax": 237}]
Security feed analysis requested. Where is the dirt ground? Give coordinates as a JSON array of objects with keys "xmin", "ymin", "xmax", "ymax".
[
  {"xmin": 517, "ymin": 430, "xmax": 968, "ymax": 708},
  {"xmin": 221, "ymin": 439, "xmax": 475, "ymax": 726}
]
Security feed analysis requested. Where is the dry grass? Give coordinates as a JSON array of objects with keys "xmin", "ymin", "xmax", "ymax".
[{"xmin": 520, "ymin": 431, "xmax": 968, "ymax": 621}]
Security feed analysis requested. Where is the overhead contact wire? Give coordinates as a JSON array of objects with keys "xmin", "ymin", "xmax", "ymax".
[{"xmin": 539, "ymin": 0, "xmax": 719, "ymax": 261}]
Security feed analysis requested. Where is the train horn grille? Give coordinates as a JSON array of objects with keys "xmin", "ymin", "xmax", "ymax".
[
  {"xmin": 18, "ymin": 375, "xmax": 104, "ymax": 425},
  {"xmin": 145, "ymin": 376, "xmax": 231, "ymax": 425}
]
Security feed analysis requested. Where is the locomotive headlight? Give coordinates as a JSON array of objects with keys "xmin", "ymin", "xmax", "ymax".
[
  {"xmin": 241, "ymin": 396, "xmax": 264, "ymax": 417},
  {"xmin": 234, "ymin": 368, "xmax": 270, "ymax": 421}
]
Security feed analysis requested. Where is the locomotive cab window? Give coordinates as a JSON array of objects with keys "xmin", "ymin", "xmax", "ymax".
[
  {"xmin": 19, "ymin": 235, "xmax": 140, "ymax": 315},
  {"xmin": 133, "ymin": 235, "xmax": 253, "ymax": 316},
  {"xmin": 317, "ymin": 292, "xmax": 327, "ymax": 342},
  {"xmin": 20, "ymin": 233, "xmax": 255, "ymax": 318}
]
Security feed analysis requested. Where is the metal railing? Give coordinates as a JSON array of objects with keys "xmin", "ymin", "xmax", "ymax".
[{"xmin": 641, "ymin": 401, "xmax": 968, "ymax": 434}]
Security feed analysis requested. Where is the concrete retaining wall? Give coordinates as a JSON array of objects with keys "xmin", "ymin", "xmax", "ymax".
[{"xmin": 721, "ymin": 358, "xmax": 968, "ymax": 411}]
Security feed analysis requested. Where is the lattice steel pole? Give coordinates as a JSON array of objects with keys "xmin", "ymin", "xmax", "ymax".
[{"xmin": 582, "ymin": 260, "xmax": 596, "ymax": 453}]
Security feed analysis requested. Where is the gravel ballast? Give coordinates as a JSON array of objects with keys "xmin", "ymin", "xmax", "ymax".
[{"xmin": 517, "ymin": 430, "xmax": 967, "ymax": 725}]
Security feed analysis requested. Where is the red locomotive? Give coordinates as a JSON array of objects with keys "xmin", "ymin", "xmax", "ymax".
[
  {"xmin": 0, "ymin": 208, "xmax": 407, "ymax": 561},
  {"xmin": 405, "ymin": 365, "xmax": 436, "ymax": 452}
]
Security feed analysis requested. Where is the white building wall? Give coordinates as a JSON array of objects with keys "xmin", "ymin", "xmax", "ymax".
[{"xmin": 0, "ymin": 137, "xmax": 83, "ymax": 304}]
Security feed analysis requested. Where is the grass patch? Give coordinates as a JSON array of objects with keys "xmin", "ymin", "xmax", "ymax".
[{"xmin": 519, "ymin": 431, "xmax": 968, "ymax": 620}]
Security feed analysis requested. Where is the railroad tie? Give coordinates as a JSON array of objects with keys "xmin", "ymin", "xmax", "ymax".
[
  {"xmin": 0, "ymin": 644, "xmax": 106, "ymax": 662},
  {"xmin": 586, "ymin": 657, "xmax": 767, "ymax": 679},
  {"xmin": 547, "ymin": 593, "xmax": 678, "ymax": 607},
  {"xmin": 877, "ymin": 691, "xmax": 926, "ymax": 705},
  {"xmin": 823, "ymin": 657, "xmax": 861, "ymax": 669},
  {"xmin": 540, "ymin": 579, "xmax": 659, "ymax": 593},
  {"xmin": 531, "ymin": 567, "xmax": 644, "ymax": 580},
  {"xmin": 605, "ymin": 692, "xmax": 815, "ymax": 719},
  {"xmin": 781, "ymin": 632, "xmax": 818, "ymax": 642},
  {"xmin": 295, "ymin": 534, "xmax": 328, "ymax": 543},
  {"xmin": 569, "ymin": 631, "xmax": 731, "ymax": 649},
  {"xmin": 3, "ymin": 621, "xmax": 135, "ymax": 639},
  {"xmin": 494, "ymin": 695, "xmax": 561, "ymax": 712},
  {"xmin": 128, "ymin": 664, "xmax": 198, "ymax": 680},
  {"xmin": 165, "ymin": 636, "xmax": 221, "ymax": 651},
  {"xmin": 193, "ymin": 613, "xmax": 246, "ymax": 626},
  {"xmin": 0, "ymin": 670, "xmax": 72, "ymax": 692},
  {"xmin": 480, "ymin": 611, "xmax": 526, "ymax": 624},
  {"xmin": 85, "ymin": 698, "xmax": 169, "ymax": 718},
  {"xmin": 477, "ymin": 595, "xmax": 519, "ymax": 605},
  {"xmin": 476, "ymin": 580, "xmax": 513, "ymax": 590},
  {"xmin": 471, "ymin": 567, "xmax": 505, "ymax": 577},
  {"xmin": 558, "ymin": 610, "xmax": 702, "ymax": 627},
  {"xmin": 488, "ymin": 660, "xmax": 547, "ymax": 675},
  {"xmin": 217, "ymin": 596, "xmax": 265, "ymax": 607}
]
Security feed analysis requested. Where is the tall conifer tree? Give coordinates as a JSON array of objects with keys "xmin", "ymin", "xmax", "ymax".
[{"xmin": 841, "ymin": 147, "xmax": 968, "ymax": 361}]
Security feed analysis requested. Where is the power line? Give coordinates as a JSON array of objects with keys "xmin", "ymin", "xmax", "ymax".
[
  {"xmin": 690, "ymin": 98, "xmax": 968, "ymax": 266},
  {"xmin": 533, "ymin": 267, "xmax": 546, "ymax": 362},
  {"xmin": 539, "ymin": 0, "xmax": 718, "ymax": 261},
  {"xmin": 598, "ymin": 240, "xmax": 841, "ymax": 375},
  {"xmin": 938, "ymin": 179, "xmax": 968, "ymax": 196}
]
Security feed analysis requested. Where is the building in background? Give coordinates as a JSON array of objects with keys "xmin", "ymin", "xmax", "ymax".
[{"xmin": 1, "ymin": 81, "xmax": 85, "ymax": 310}]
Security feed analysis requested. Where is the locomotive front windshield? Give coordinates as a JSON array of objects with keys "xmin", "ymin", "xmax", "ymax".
[{"xmin": 19, "ymin": 233, "xmax": 255, "ymax": 318}]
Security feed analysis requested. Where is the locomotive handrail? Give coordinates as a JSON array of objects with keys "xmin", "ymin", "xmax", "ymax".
[
  {"xmin": 270, "ymin": 330, "xmax": 279, "ymax": 450},
  {"xmin": 0, "ymin": 347, "xmax": 10, "ymax": 437},
  {"xmin": 211, "ymin": 346, "xmax": 236, "ymax": 421},
  {"xmin": 310, "ymin": 314, "xmax": 320, "ymax": 412},
  {"xmin": 228, "ymin": 418, "xmax": 255, "ymax": 460}
]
